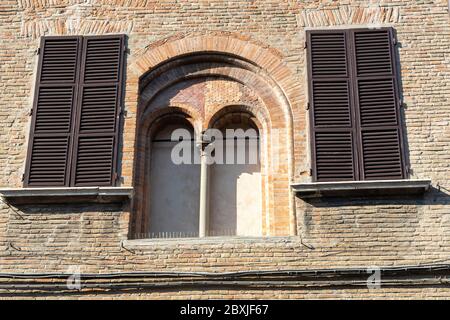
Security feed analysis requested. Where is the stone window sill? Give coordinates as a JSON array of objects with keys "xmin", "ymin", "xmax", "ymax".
[
  {"xmin": 291, "ymin": 179, "xmax": 431, "ymax": 198},
  {"xmin": 122, "ymin": 236, "xmax": 298, "ymax": 249},
  {"xmin": 0, "ymin": 187, "xmax": 133, "ymax": 205}
]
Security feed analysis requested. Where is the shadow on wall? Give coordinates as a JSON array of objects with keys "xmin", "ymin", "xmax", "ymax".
[
  {"xmin": 115, "ymin": 35, "xmax": 129, "ymax": 186},
  {"xmin": 392, "ymin": 31, "xmax": 412, "ymax": 178},
  {"xmin": 300, "ymin": 187, "xmax": 450, "ymax": 208},
  {"xmin": 209, "ymin": 163, "xmax": 262, "ymax": 237},
  {"xmin": 297, "ymin": 186, "xmax": 450, "ymax": 253},
  {"xmin": 8, "ymin": 203, "xmax": 124, "ymax": 215}
]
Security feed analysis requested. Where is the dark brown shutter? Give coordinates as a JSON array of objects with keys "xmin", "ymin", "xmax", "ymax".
[
  {"xmin": 71, "ymin": 35, "xmax": 125, "ymax": 186},
  {"xmin": 25, "ymin": 37, "xmax": 82, "ymax": 186},
  {"xmin": 307, "ymin": 28, "xmax": 406, "ymax": 182},
  {"xmin": 351, "ymin": 29, "xmax": 405, "ymax": 180},
  {"xmin": 307, "ymin": 31, "xmax": 358, "ymax": 181}
]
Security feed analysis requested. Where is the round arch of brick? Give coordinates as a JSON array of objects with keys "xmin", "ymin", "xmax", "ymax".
[
  {"xmin": 126, "ymin": 33, "xmax": 299, "ymax": 237},
  {"xmin": 208, "ymin": 105, "xmax": 268, "ymax": 132},
  {"xmin": 129, "ymin": 32, "xmax": 301, "ymax": 104},
  {"xmin": 131, "ymin": 107, "xmax": 199, "ymax": 238}
]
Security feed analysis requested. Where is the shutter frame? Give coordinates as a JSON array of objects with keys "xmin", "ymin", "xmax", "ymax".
[
  {"xmin": 307, "ymin": 28, "xmax": 407, "ymax": 182},
  {"xmin": 24, "ymin": 36, "xmax": 82, "ymax": 187},
  {"xmin": 350, "ymin": 27, "xmax": 407, "ymax": 180},
  {"xmin": 306, "ymin": 30, "xmax": 359, "ymax": 182},
  {"xmin": 70, "ymin": 35, "xmax": 126, "ymax": 187}
]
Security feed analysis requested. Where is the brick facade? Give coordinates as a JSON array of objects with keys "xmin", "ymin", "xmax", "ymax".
[{"xmin": 0, "ymin": 0, "xmax": 449, "ymax": 299}]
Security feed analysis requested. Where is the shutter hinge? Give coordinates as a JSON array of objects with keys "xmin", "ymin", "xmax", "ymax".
[
  {"xmin": 21, "ymin": 173, "xmax": 25, "ymax": 182},
  {"xmin": 28, "ymin": 108, "xmax": 33, "ymax": 116},
  {"xmin": 113, "ymin": 172, "xmax": 119, "ymax": 182},
  {"xmin": 35, "ymin": 48, "xmax": 40, "ymax": 55},
  {"xmin": 117, "ymin": 110, "xmax": 124, "ymax": 120},
  {"xmin": 306, "ymin": 102, "xmax": 310, "ymax": 110},
  {"xmin": 392, "ymin": 36, "xmax": 397, "ymax": 45},
  {"xmin": 309, "ymin": 168, "xmax": 313, "ymax": 176},
  {"xmin": 304, "ymin": 41, "xmax": 307, "ymax": 49}
]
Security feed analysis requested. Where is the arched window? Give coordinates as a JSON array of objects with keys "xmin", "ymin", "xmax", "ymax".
[
  {"xmin": 148, "ymin": 117, "xmax": 200, "ymax": 238},
  {"xmin": 209, "ymin": 112, "xmax": 262, "ymax": 237},
  {"xmin": 132, "ymin": 46, "xmax": 294, "ymax": 239},
  {"xmin": 145, "ymin": 111, "xmax": 263, "ymax": 239}
]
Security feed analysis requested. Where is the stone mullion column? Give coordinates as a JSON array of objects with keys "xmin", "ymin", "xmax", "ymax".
[{"xmin": 197, "ymin": 136, "xmax": 210, "ymax": 238}]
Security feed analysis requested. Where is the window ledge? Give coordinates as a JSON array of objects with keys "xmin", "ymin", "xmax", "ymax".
[
  {"xmin": 122, "ymin": 236, "xmax": 297, "ymax": 249},
  {"xmin": 291, "ymin": 179, "xmax": 431, "ymax": 198},
  {"xmin": 0, "ymin": 187, "xmax": 133, "ymax": 205}
]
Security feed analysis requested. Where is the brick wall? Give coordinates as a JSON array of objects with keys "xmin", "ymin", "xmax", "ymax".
[{"xmin": 0, "ymin": 0, "xmax": 449, "ymax": 299}]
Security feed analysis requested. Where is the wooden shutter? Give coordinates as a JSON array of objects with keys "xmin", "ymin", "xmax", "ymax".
[
  {"xmin": 71, "ymin": 35, "xmax": 125, "ymax": 186},
  {"xmin": 351, "ymin": 29, "xmax": 405, "ymax": 180},
  {"xmin": 307, "ymin": 28, "xmax": 406, "ymax": 182},
  {"xmin": 24, "ymin": 36, "xmax": 82, "ymax": 186},
  {"xmin": 307, "ymin": 31, "xmax": 358, "ymax": 181}
]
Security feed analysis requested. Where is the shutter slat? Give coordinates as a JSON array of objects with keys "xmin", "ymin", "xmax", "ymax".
[
  {"xmin": 310, "ymin": 33, "xmax": 348, "ymax": 77},
  {"xmin": 354, "ymin": 30, "xmax": 393, "ymax": 76},
  {"xmin": 40, "ymin": 38, "xmax": 79, "ymax": 83},
  {"xmin": 79, "ymin": 85, "xmax": 118, "ymax": 132},
  {"xmin": 353, "ymin": 29, "xmax": 405, "ymax": 180},
  {"xmin": 34, "ymin": 86, "xmax": 74, "ymax": 133},
  {"xmin": 308, "ymin": 31, "xmax": 356, "ymax": 181},
  {"xmin": 312, "ymin": 80, "xmax": 351, "ymax": 127},
  {"xmin": 83, "ymin": 37, "xmax": 122, "ymax": 83},
  {"xmin": 28, "ymin": 136, "xmax": 70, "ymax": 186},
  {"xmin": 72, "ymin": 35, "xmax": 125, "ymax": 186},
  {"xmin": 74, "ymin": 136, "xmax": 114, "ymax": 186},
  {"xmin": 25, "ymin": 37, "xmax": 81, "ymax": 187}
]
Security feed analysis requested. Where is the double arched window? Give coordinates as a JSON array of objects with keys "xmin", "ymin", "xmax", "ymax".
[
  {"xmin": 148, "ymin": 118, "xmax": 200, "ymax": 238},
  {"xmin": 133, "ymin": 50, "xmax": 293, "ymax": 239},
  {"xmin": 148, "ymin": 111, "xmax": 262, "ymax": 238}
]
